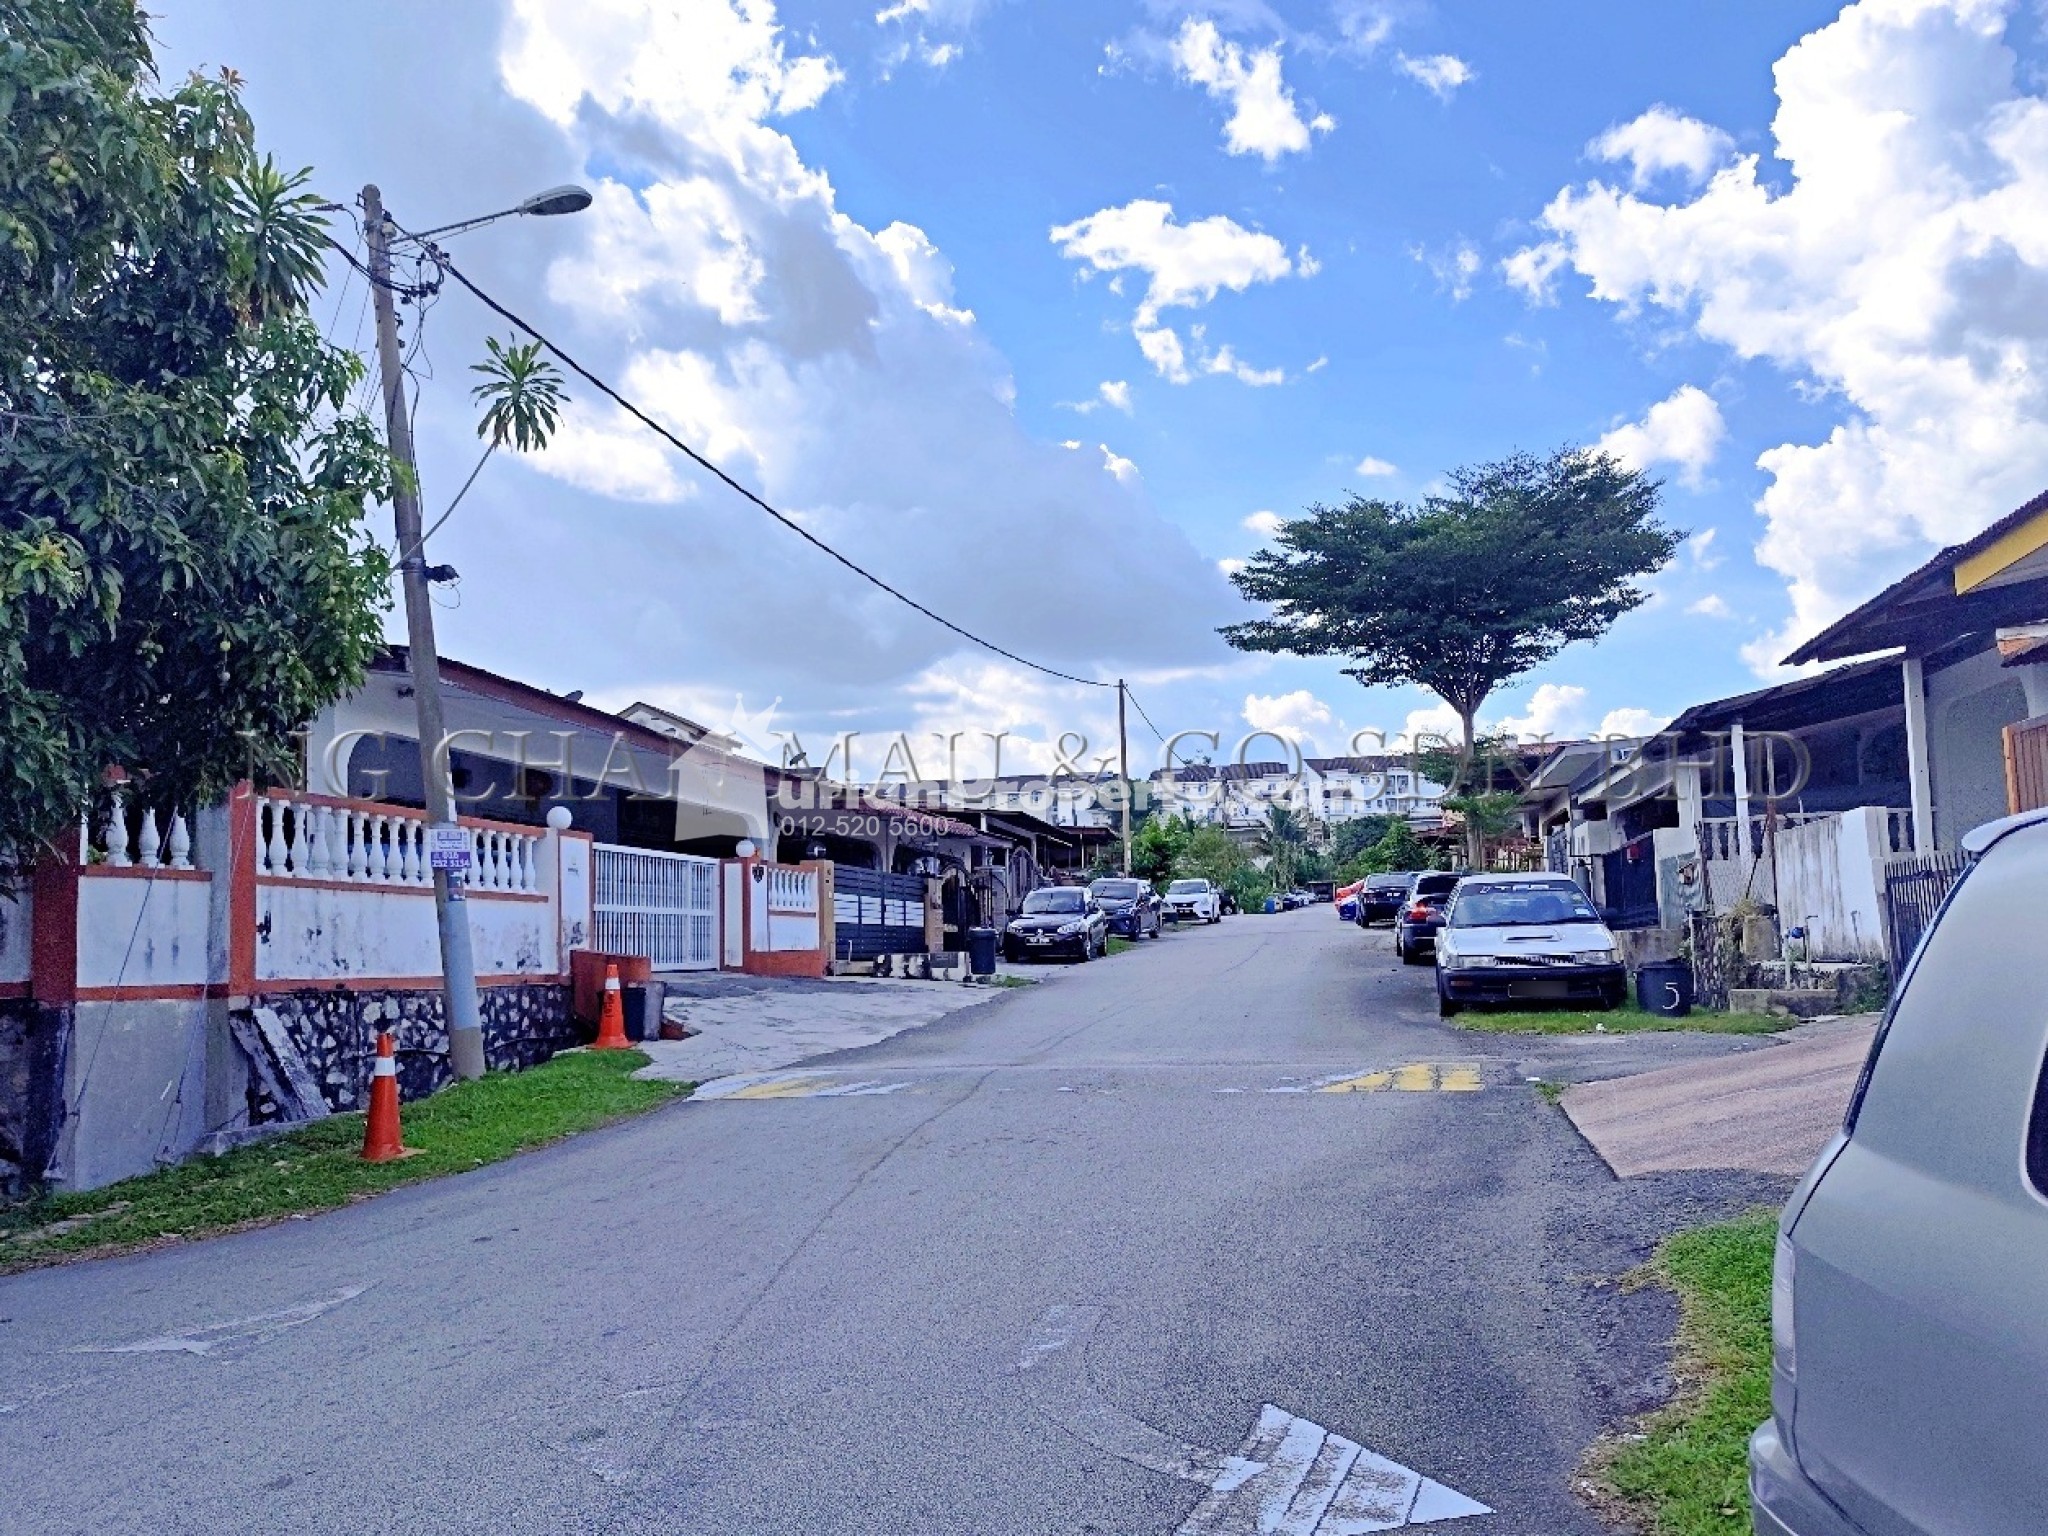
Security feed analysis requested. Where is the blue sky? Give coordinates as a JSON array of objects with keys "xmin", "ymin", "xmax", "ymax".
[{"xmin": 156, "ymin": 0, "xmax": 2048, "ymax": 778}]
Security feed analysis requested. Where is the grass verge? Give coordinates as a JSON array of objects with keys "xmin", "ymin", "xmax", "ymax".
[
  {"xmin": 1106, "ymin": 937, "xmax": 1137, "ymax": 957},
  {"xmin": 1592, "ymin": 1209, "xmax": 1777, "ymax": 1535},
  {"xmin": 0, "ymin": 1049, "xmax": 686, "ymax": 1276},
  {"xmin": 1458, "ymin": 1004, "xmax": 1791, "ymax": 1037}
]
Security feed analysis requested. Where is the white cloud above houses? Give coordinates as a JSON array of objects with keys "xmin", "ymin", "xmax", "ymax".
[
  {"xmin": 1412, "ymin": 239, "xmax": 1482, "ymax": 301},
  {"xmin": 1168, "ymin": 18, "xmax": 1335, "ymax": 161},
  {"xmin": 490, "ymin": 0, "xmax": 1233, "ymax": 728},
  {"xmin": 1589, "ymin": 104, "xmax": 1736, "ymax": 189},
  {"xmin": 1510, "ymin": 0, "xmax": 2048, "ymax": 674},
  {"xmin": 1397, "ymin": 52, "xmax": 1473, "ymax": 100},
  {"xmin": 1050, "ymin": 198, "xmax": 1307, "ymax": 384},
  {"xmin": 1243, "ymin": 509, "xmax": 1287, "ymax": 536},
  {"xmin": 1355, "ymin": 455, "xmax": 1398, "ymax": 477},
  {"xmin": 1596, "ymin": 385, "xmax": 1727, "ymax": 488}
]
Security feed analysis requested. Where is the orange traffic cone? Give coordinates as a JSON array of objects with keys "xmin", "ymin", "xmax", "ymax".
[
  {"xmin": 361, "ymin": 1030, "xmax": 410, "ymax": 1162},
  {"xmin": 592, "ymin": 963, "xmax": 630, "ymax": 1050}
]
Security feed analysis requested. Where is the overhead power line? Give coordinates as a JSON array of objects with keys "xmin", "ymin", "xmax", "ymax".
[{"xmin": 429, "ymin": 254, "xmax": 1117, "ymax": 691}]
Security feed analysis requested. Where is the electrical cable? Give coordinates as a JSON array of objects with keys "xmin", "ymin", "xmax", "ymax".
[
  {"xmin": 430, "ymin": 255, "xmax": 1117, "ymax": 692},
  {"xmin": 1121, "ymin": 683, "xmax": 1168, "ymax": 746}
]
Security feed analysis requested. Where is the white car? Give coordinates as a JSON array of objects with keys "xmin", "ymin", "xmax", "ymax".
[
  {"xmin": 1432, "ymin": 873, "xmax": 1625, "ymax": 1017},
  {"xmin": 1161, "ymin": 878, "xmax": 1222, "ymax": 923}
]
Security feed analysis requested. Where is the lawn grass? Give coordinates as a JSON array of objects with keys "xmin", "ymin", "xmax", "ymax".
[
  {"xmin": 1457, "ymin": 1004, "xmax": 1792, "ymax": 1037},
  {"xmin": 1596, "ymin": 1209, "xmax": 1777, "ymax": 1535},
  {"xmin": 0, "ymin": 1049, "xmax": 686, "ymax": 1275},
  {"xmin": 1106, "ymin": 936, "xmax": 1137, "ymax": 956}
]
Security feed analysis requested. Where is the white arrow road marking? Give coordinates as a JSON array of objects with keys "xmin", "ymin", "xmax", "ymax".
[
  {"xmin": 691, "ymin": 1072, "xmax": 912, "ymax": 1101},
  {"xmin": 68, "ymin": 1284, "xmax": 372, "ymax": 1359},
  {"xmin": 1018, "ymin": 1307, "xmax": 1492, "ymax": 1534}
]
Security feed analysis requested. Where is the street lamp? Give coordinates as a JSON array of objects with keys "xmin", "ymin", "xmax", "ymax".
[{"xmin": 361, "ymin": 182, "xmax": 587, "ymax": 1081}]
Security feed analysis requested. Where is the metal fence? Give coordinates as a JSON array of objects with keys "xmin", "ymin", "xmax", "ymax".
[
  {"xmin": 592, "ymin": 843, "xmax": 721, "ymax": 971},
  {"xmin": 832, "ymin": 865, "xmax": 928, "ymax": 962},
  {"xmin": 1880, "ymin": 850, "xmax": 1970, "ymax": 976}
]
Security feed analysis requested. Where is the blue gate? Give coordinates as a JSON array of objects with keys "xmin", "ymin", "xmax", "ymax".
[{"xmin": 832, "ymin": 866, "xmax": 929, "ymax": 962}]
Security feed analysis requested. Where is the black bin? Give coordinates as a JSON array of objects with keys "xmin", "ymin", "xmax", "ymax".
[
  {"xmin": 1635, "ymin": 959, "xmax": 1695, "ymax": 1018},
  {"xmin": 967, "ymin": 928, "xmax": 1000, "ymax": 976}
]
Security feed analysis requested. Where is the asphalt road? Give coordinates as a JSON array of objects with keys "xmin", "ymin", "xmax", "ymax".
[{"xmin": 0, "ymin": 909, "xmax": 1792, "ymax": 1535}]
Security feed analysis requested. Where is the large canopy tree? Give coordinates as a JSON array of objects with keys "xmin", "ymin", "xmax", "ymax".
[
  {"xmin": 1222, "ymin": 448, "xmax": 1681, "ymax": 865},
  {"xmin": 1, "ymin": 1, "xmax": 392, "ymax": 869}
]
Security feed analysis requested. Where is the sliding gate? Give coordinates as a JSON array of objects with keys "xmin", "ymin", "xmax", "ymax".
[
  {"xmin": 592, "ymin": 843, "xmax": 720, "ymax": 971},
  {"xmin": 832, "ymin": 866, "xmax": 928, "ymax": 962}
]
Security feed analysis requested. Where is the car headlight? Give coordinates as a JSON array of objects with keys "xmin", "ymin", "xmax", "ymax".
[
  {"xmin": 1579, "ymin": 946, "xmax": 1620, "ymax": 964},
  {"xmin": 1057, "ymin": 920, "xmax": 1086, "ymax": 935},
  {"xmin": 1442, "ymin": 951, "xmax": 1484, "ymax": 969}
]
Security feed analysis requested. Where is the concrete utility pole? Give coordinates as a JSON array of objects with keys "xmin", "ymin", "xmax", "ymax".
[
  {"xmin": 1119, "ymin": 680, "xmax": 1133, "ymax": 876},
  {"xmin": 363, "ymin": 185, "xmax": 486, "ymax": 1081}
]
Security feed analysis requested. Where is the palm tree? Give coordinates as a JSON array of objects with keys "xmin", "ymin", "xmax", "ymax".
[{"xmin": 1258, "ymin": 805, "xmax": 1312, "ymax": 889}]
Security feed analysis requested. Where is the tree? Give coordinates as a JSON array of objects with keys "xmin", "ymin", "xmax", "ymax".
[
  {"xmin": 1331, "ymin": 814, "xmax": 1397, "ymax": 878},
  {"xmin": 1255, "ymin": 803, "xmax": 1314, "ymax": 890},
  {"xmin": 1, "ymin": 3, "xmax": 393, "ymax": 868},
  {"xmin": 1362, "ymin": 819, "xmax": 1432, "ymax": 875},
  {"xmin": 1222, "ymin": 448, "xmax": 1681, "ymax": 865}
]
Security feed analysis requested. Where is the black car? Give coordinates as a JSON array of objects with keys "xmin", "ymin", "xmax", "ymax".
[
  {"xmin": 1003, "ymin": 886, "xmax": 1110, "ymax": 962},
  {"xmin": 1395, "ymin": 871, "xmax": 1462, "ymax": 963},
  {"xmin": 1355, "ymin": 872, "xmax": 1415, "ymax": 927},
  {"xmin": 1087, "ymin": 877, "xmax": 1162, "ymax": 940}
]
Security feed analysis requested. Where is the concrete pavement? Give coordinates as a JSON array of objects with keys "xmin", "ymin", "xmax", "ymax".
[
  {"xmin": 1561, "ymin": 1018, "xmax": 1877, "ymax": 1177},
  {"xmin": 0, "ymin": 908, "xmax": 1789, "ymax": 1535}
]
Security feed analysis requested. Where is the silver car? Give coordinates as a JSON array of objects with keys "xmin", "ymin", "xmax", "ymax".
[{"xmin": 1750, "ymin": 807, "xmax": 2048, "ymax": 1536}]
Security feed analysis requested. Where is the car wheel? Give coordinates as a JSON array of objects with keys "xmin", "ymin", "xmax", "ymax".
[{"xmin": 1437, "ymin": 984, "xmax": 1461, "ymax": 1019}]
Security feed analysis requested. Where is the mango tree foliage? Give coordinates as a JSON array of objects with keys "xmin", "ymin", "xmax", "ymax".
[{"xmin": 0, "ymin": 0, "xmax": 390, "ymax": 868}]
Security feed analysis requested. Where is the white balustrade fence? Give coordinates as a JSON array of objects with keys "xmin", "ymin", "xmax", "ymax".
[
  {"xmin": 85, "ymin": 792, "xmax": 194, "ymax": 871},
  {"xmin": 593, "ymin": 843, "xmax": 720, "ymax": 970},
  {"xmin": 766, "ymin": 865, "xmax": 819, "ymax": 914},
  {"xmin": 257, "ymin": 793, "xmax": 544, "ymax": 894}
]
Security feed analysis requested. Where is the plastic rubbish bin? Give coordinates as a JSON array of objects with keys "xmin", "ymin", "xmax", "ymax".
[
  {"xmin": 967, "ymin": 927, "xmax": 999, "ymax": 976},
  {"xmin": 1263, "ymin": 895, "xmax": 1279, "ymax": 914},
  {"xmin": 1635, "ymin": 959, "xmax": 1695, "ymax": 1018}
]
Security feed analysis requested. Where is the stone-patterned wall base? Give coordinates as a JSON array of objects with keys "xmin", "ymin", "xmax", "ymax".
[
  {"xmin": 0, "ymin": 1001, "xmax": 68, "ymax": 1199},
  {"xmin": 251, "ymin": 985, "xmax": 578, "ymax": 1119}
]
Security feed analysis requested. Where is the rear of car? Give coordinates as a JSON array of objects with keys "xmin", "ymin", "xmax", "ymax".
[
  {"xmin": 1393, "ymin": 872, "xmax": 1459, "ymax": 959},
  {"xmin": 1356, "ymin": 873, "xmax": 1413, "ymax": 926},
  {"xmin": 1750, "ymin": 809, "xmax": 2048, "ymax": 1536},
  {"xmin": 1432, "ymin": 875, "xmax": 1622, "ymax": 1016},
  {"xmin": 1162, "ymin": 878, "xmax": 1219, "ymax": 923}
]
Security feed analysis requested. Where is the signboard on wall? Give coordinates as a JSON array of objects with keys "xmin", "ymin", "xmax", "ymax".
[{"xmin": 427, "ymin": 826, "xmax": 473, "ymax": 873}]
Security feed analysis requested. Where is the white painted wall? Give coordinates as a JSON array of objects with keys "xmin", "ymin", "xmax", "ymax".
[
  {"xmin": 1928, "ymin": 646, "xmax": 2031, "ymax": 847},
  {"xmin": 76, "ymin": 875, "xmax": 214, "ymax": 990},
  {"xmin": 54, "ymin": 998, "xmax": 212, "ymax": 1191},
  {"xmin": 1771, "ymin": 808, "xmax": 1888, "ymax": 962},
  {"xmin": 557, "ymin": 833, "xmax": 593, "ymax": 955},
  {"xmin": 254, "ymin": 884, "xmax": 557, "ymax": 983},
  {"xmin": 0, "ymin": 886, "xmax": 29, "ymax": 985}
]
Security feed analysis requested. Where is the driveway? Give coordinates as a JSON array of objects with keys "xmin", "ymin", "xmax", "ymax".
[{"xmin": 0, "ymin": 909, "xmax": 1787, "ymax": 1535}]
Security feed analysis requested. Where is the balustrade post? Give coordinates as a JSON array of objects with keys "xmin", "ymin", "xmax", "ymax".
[
  {"xmin": 167, "ymin": 812, "xmax": 193, "ymax": 871},
  {"xmin": 104, "ymin": 792, "xmax": 132, "ymax": 867}
]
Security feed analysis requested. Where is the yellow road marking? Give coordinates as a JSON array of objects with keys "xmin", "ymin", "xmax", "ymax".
[
  {"xmin": 1392, "ymin": 1063, "xmax": 1437, "ymax": 1092},
  {"xmin": 724, "ymin": 1076, "xmax": 838, "ymax": 1100},
  {"xmin": 1316, "ymin": 1071, "xmax": 1394, "ymax": 1094},
  {"xmin": 1438, "ymin": 1064, "xmax": 1483, "ymax": 1093}
]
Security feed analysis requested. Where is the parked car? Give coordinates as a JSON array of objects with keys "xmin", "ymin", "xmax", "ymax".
[
  {"xmin": 1279, "ymin": 889, "xmax": 1312, "ymax": 911},
  {"xmin": 1087, "ymin": 877, "xmax": 1161, "ymax": 940},
  {"xmin": 1218, "ymin": 886, "xmax": 1239, "ymax": 916},
  {"xmin": 1394, "ymin": 872, "xmax": 1462, "ymax": 961},
  {"xmin": 1161, "ymin": 878, "xmax": 1222, "ymax": 923},
  {"xmin": 1749, "ymin": 807, "xmax": 2048, "ymax": 1536},
  {"xmin": 1355, "ymin": 872, "xmax": 1416, "ymax": 927},
  {"xmin": 1335, "ymin": 879, "xmax": 1366, "ymax": 922},
  {"xmin": 1432, "ymin": 873, "xmax": 1622, "ymax": 1016},
  {"xmin": 1002, "ymin": 886, "xmax": 1109, "ymax": 962}
]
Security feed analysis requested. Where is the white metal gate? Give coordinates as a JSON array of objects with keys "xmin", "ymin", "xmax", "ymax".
[{"xmin": 592, "ymin": 843, "xmax": 721, "ymax": 971}]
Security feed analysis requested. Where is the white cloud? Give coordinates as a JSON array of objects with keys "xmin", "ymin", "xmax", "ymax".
[
  {"xmin": 1100, "ymin": 444, "xmax": 1141, "ymax": 483},
  {"xmin": 1688, "ymin": 593, "xmax": 1734, "ymax": 618},
  {"xmin": 1305, "ymin": 355, "xmax": 1330, "ymax": 373},
  {"xmin": 1051, "ymin": 199, "xmax": 1306, "ymax": 384},
  {"xmin": 1397, "ymin": 52, "xmax": 1473, "ymax": 100},
  {"xmin": 1218, "ymin": 556, "xmax": 1247, "ymax": 576},
  {"xmin": 1412, "ymin": 238, "xmax": 1482, "ymax": 301},
  {"xmin": 1204, "ymin": 344, "xmax": 1287, "ymax": 385},
  {"xmin": 1689, "ymin": 526, "xmax": 1724, "ymax": 569},
  {"xmin": 1597, "ymin": 707, "xmax": 1669, "ymax": 740},
  {"xmin": 1243, "ymin": 509, "xmax": 1287, "ymax": 536},
  {"xmin": 1243, "ymin": 689, "xmax": 1334, "ymax": 748},
  {"xmin": 1354, "ymin": 455, "xmax": 1398, "ymax": 477},
  {"xmin": 1512, "ymin": 0, "xmax": 2048, "ymax": 673},
  {"xmin": 1590, "ymin": 105, "xmax": 1737, "ymax": 190},
  {"xmin": 1493, "ymin": 683, "xmax": 1590, "ymax": 742},
  {"xmin": 1500, "ymin": 240, "xmax": 1568, "ymax": 304},
  {"xmin": 1169, "ymin": 18, "xmax": 1335, "ymax": 161},
  {"xmin": 490, "ymin": 0, "xmax": 1232, "ymax": 722},
  {"xmin": 1596, "ymin": 384, "xmax": 1727, "ymax": 487},
  {"xmin": 875, "ymin": 0, "xmax": 1000, "ymax": 71},
  {"xmin": 1098, "ymin": 379, "xmax": 1133, "ymax": 414}
]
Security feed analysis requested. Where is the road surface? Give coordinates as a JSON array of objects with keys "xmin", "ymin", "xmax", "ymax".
[{"xmin": 0, "ymin": 909, "xmax": 1790, "ymax": 1534}]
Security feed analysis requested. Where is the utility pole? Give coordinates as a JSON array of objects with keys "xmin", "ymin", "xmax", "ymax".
[
  {"xmin": 364, "ymin": 185, "xmax": 486, "ymax": 1081},
  {"xmin": 1119, "ymin": 680, "xmax": 1133, "ymax": 876}
]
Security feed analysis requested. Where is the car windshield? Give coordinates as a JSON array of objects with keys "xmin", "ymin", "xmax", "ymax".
[
  {"xmin": 1021, "ymin": 888, "xmax": 1087, "ymax": 915},
  {"xmin": 1366, "ymin": 875, "xmax": 1410, "ymax": 890},
  {"xmin": 1412, "ymin": 874, "xmax": 1460, "ymax": 896},
  {"xmin": 1089, "ymin": 880, "xmax": 1145, "ymax": 900},
  {"xmin": 1450, "ymin": 884, "xmax": 1601, "ymax": 928},
  {"xmin": 1166, "ymin": 880, "xmax": 1208, "ymax": 894}
]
